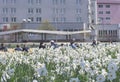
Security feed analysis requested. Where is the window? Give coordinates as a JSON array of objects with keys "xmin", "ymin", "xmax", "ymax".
[
  {"xmin": 53, "ymin": 8, "xmax": 55, "ymax": 13},
  {"xmin": 2, "ymin": 8, "xmax": 8, "ymax": 14},
  {"xmin": 106, "ymin": 17, "xmax": 110, "ymax": 20},
  {"xmin": 76, "ymin": 0, "xmax": 82, "ymax": 4},
  {"xmin": 108, "ymin": 30, "xmax": 113, "ymax": 36},
  {"xmin": 103, "ymin": 30, "xmax": 107, "ymax": 37},
  {"xmin": 2, "ymin": 0, "xmax": 8, "ymax": 4},
  {"xmin": 53, "ymin": 17, "xmax": 59, "ymax": 22},
  {"xmin": 69, "ymin": 29, "xmax": 74, "ymax": 31},
  {"xmin": 52, "ymin": 0, "xmax": 58, "ymax": 5},
  {"xmin": 99, "ymin": 30, "xmax": 102, "ymax": 37},
  {"xmin": 98, "ymin": 11, "xmax": 103, "ymax": 14},
  {"xmin": 53, "ymin": 0, "xmax": 66, "ymax": 5},
  {"xmin": 98, "ymin": 17, "xmax": 104, "ymax": 23},
  {"xmin": 28, "ymin": 0, "xmax": 34, "ymax": 4},
  {"xmin": 113, "ymin": 30, "xmax": 117, "ymax": 37},
  {"xmin": 10, "ymin": 0, "xmax": 16, "ymax": 4},
  {"xmin": 2, "ymin": 0, "xmax": 5, "ymax": 3},
  {"xmin": 36, "ymin": 0, "xmax": 41, "ymax": 4},
  {"xmin": 105, "ymin": 30, "xmax": 107, "ymax": 36},
  {"xmin": 99, "ymin": 17, "xmax": 104, "ymax": 21},
  {"xmin": 101, "ymin": 30, "xmax": 103, "ymax": 37},
  {"xmin": 11, "ymin": 17, "xmax": 16, "ymax": 22},
  {"xmin": 76, "ymin": 17, "xmax": 82, "ymax": 22},
  {"xmin": 11, "ymin": 8, "xmax": 16, "ymax": 14},
  {"xmin": 28, "ymin": 8, "xmax": 34, "ymax": 14},
  {"xmin": 3, "ymin": 17, "xmax": 9, "ymax": 22},
  {"xmin": 36, "ymin": 8, "xmax": 41, "ymax": 14},
  {"xmin": 76, "ymin": 9, "xmax": 81, "ymax": 14},
  {"xmin": 36, "ymin": 17, "xmax": 41, "ymax": 22},
  {"xmin": 53, "ymin": 8, "xmax": 59, "ymax": 14},
  {"xmin": 60, "ymin": 8, "xmax": 65, "ymax": 14},
  {"xmin": 60, "ymin": 17, "xmax": 66, "ymax": 22},
  {"xmin": 106, "ymin": 11, "xmax": 110, "ymax": 14},
  {"xmin": 60, "ymin": 0, "xmax": 66, "ymax": 5},
  {"xmin": 106, "ymin": 5, "xmax": 110, "ymax": 8},
  {"xmin": 56, "ymin": 9, "xmax": 59, "ymax": 13},
  {"xmin": 98, "ymin": 4, "xmax": 103, "ymax": 8},
  {"xmin": 53, "ymin": 8, "xmax": 65, "ymax": 14},
  {"xmin": 53, "ymin": 17, "xmax": 55, "ymax": 22},
  {"xmin": 115, "ymin": 30, "xmax": 117, "ymax": 37}
]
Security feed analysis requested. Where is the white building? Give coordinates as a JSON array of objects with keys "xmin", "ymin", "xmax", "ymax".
[
  {"xmin": 0, "ymin": 0, "xmax": 97, "ymax": 24},
  {"xmin": 0, "ymin": 0, "xmax": 97, "ymax": 42}
]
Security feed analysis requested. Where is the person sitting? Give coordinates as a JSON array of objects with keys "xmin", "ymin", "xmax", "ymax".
[
  {"xmin": 50, "ymin": 40, "xmax": 58, "ymax": 49},
  {"xmin": 15, "ymin": 45, "xmax": 22, "ymax": 51},
  {"xmin": 69, "ymin": 41, "xmax": 77, "ymax": 49},
  {"xmin": 39, "ymin": 42, "xmax": 45, "ymax": 49},
  {"xmin": 0, "ymin": 43, "xmax": 7, "ymax": 51},
  {"xmin": 22, "ymin": 44, "xmax": 29, "ymax": 52}
]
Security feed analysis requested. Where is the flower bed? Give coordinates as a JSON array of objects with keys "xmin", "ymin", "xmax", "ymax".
[{"xmin": 0, "ymin": 43, "xmax": 120, "ymax": 82}]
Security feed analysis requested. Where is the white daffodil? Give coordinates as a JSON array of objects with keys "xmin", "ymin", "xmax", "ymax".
[
  {"xmin": 33, "ymin": 79, "xmax": 38, "ymax": 82},
  {"xmin": 72, "ymin": 63, "xmax": 77, "ymax": 70},
  {"xmin": 51, "ymin": 76, "xmax": 55, "ymax": 81},
  {"xmin": 108, "ymin": 62, "xmax": 118, "ymax": 72},
  {"xmin": 89, "ymin": 69, "xmax": 96, "ymax": 76},
  {"xmin": 1, "ymin": 59, "xmax": 6, "ymax": 65},
  {"xmin": 36, "ymin": 64, "xmax": 48, "ymax": 76},
  {"xmin": 107, "ymin": 71, "xmax": 116, "ymax": 81},
  {"xmin": 80, "ymin": 59, "xmax": 85, "ymax": 70},
  {"xmin": 55, "ymin": 68, "xmax": 60, "ymax": 74},
  {"xmin": 0, "ymin": 57, "xmax": 3, "ymax": 63},
  {"xmin": 7, "ymin": 68, "xmax": 15, "ymax": 76},
  {"xmin": 84, "ymin": 62, "xmax": 90, "ymax": 72},
  {"xmin": 101, "ymin": 69, "xmax": 107, "ymax": 76},
  {"xmin": 65, "ymin": 66, "xmax": 70, "ymax": 72},
  {"xmin": 73, "ymin": 58, "xmax": 80, "ymax": 66},
  {"xmin": 5, "ymin": 73, "xmax": 10, "ymax": 79},
  {"xmin": 0, "ymin": 43, "xmax": 120, "ymax": 81},
  {"xmin": 1, "ymin": 72, "xmax": 7, "ymax": 82},
  {"xmin": 69, "ymin": 77, "xmax": 80, "ymax": 82},
  {"xmin": 1, "ymin": 77, "xmax": 4, "ymax": 82},
  {"xmin": 96, "ymin": 74, "xmax": 105, "ymax": 82}
]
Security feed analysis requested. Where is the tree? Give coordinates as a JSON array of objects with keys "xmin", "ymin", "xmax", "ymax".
[
  {"xmin": 39, "ymin": 20, "xmax": 57, "ymax": 41},
  {"xmin": 39, "ymin": 20, "xmax": 56, "ymax": 30}
]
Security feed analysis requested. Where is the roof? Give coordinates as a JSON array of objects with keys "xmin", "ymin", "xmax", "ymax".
[
  {"xmin": 0, "ymin": 29, "xmax": 91, "ymax": 35},
  {"xmin": 97, "ymin": 0, "xmax": 120, "ymax": 4}
]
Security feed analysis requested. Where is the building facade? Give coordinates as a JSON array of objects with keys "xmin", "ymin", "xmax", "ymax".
[
  {"xmin": 96, "ymin": 24, "xmax": 119, "ymax": 42},
  {"xmin": 0, "ymin": 0, "xmax": 98, "ymax": 42},
  {"xmin": 97, "ymin": 0, "xmax": 120, "ymax": 24},
  {"xmin": 0, "ymin": 0, "xmax": 97, "ymax": 24}
]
